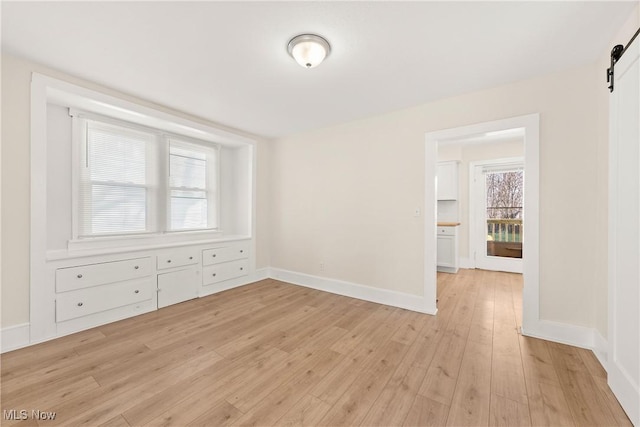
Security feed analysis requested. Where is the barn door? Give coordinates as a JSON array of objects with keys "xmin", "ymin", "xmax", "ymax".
[{"xmin": 608, "ymin": 30, "xmax": 640, "ymax": 426}]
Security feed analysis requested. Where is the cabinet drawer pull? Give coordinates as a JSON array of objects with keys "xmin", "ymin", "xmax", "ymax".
[
  {"xmin": 240, "ymin": 267, "xmax": 244, "ymax": 271},
  {"xmin": 167, "ymin": 260, "xmax": 172, "ymax": 263},
  {"xmin": 240, "ymin": 250, "xmax": 244, "ymax": 253},
  {"xmin": 77, "ymin": 302, "xmax": 83, "ymax": 307},
  {"xmin": 77, "ymin": 274, "xmax": 83, "ymax": 279},
  {"xmin": 134, "ymin": 290, "xmax": 140, "ymax": 294},
  {"xmin": 212, "ymin": 254, "xmax": 217, "ymax": 258},
  {"xmin": 212, "ymin": 273, "xmax": 217, "ymax": 277},
  {"xmin": 189, "ymin": 256, "xmax": 193, "ymax": 260},
  {"xmin": 134, "ymin": 265, "xmax": 139, "ymax": 270}
]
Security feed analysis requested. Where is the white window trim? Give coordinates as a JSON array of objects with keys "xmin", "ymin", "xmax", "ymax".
[{"xmin": 69, "ymin": 109, "xmax": 222, "ymax": 247}]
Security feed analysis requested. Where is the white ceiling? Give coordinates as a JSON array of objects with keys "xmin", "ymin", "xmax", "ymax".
[{"xmin": 2, "ymin": 1, "xmax": 636, "ymax": 139}]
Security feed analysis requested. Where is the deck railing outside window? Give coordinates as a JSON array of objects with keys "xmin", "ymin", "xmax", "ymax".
[{"xmin": 487, "ymin": 218, "xmax": 523, "ymax": 243}]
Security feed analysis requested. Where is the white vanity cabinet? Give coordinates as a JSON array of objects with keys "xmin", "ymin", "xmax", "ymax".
[
  {"xmin": 437, "ymin": 226, "xmax": 459, "ymax": 273},
  {"xmin": 437, "ymin": 161, "xmax": 459, "ymax": 201}
]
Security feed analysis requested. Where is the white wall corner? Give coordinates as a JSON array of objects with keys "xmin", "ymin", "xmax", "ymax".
[
  {"xmin": 269, "ymin": 267, "xmax": 435, "ymax": 315},
  {"xmin": 253, "ymin": 267, "xmax": 271, "ymax": 282},
  {"xmin": 1, "ymin": 323, "xmax": 30, "ymax": 353}
]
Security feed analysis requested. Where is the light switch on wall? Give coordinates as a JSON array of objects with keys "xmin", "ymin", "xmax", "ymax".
[{"xmin": 414, "ymin": 207, "xmax": 421, "ymax": 217}]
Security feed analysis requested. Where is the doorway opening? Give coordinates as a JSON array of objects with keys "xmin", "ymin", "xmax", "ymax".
[{"xmin": 424, "ymin": 114, "xmax": 539, "ymax": 335}]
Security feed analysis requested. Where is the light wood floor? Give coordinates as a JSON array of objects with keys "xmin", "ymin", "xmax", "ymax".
[{"xmin": 1, "ymin": 269, "xmax": 632, "ymax": 426}]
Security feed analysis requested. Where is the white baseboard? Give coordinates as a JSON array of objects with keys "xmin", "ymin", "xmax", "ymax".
[
  {"xmin": 1, "ymin": 323, "xmax": 30, "ymax": 353},
  {"xmin": 269, "ymin": 267, "xmax": 436, "ymax": 315},
  {"xmin": 608, "ymin": 358, "xmax": 640, "ymax": 426},
  {"xmin": 522, "ymin": 320, "xmax": 611, "ymax": 375},
  {"xmin": 592, "ymin": 330, "xmax": 608, "ymax": 370},
  {"xmin": 522, "ymin": 319, "xmax": 599, "ymax": 350}
]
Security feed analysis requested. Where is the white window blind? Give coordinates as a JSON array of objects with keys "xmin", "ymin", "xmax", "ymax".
[
  {"xmin": 79, "ymin": 121, "xmax": 155, "ymax": 236},
  {"xmin": 74, "ymin": 114, "xmax": 219, "ymax": 240},
  {"xmin": 168, "ymin": 141, "xmax": 217, "ymax": 231}
]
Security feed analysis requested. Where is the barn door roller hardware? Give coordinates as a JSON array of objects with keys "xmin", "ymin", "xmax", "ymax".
[{"xmin": 607, "ymin": 27, "xmax": 640, "ymax": 92}]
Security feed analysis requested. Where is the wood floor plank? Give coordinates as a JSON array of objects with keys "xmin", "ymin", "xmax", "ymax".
[
  {"xmin": 329, "ymin": 305, "xmax": 393, "ymax": 355},
  {"xmin": 418, "ymin": 326, "xmax": 468, "ymax": 405},
  {"xmin": 1, "ymin": 273, "xmax": 631, "ymax": 427},
  {"xmin": 231, "ymin": 349, "xmax": 342, "ymax": 426},
  {"xmin": 122, "ymin": 346, "xmax": 284, "ymax": 426},
  {"xmin": 274, "ymin": 394, "xmax": 332, "ymax": 427},
  {"xmin": 489, "ymin": 394, "xmax": 532, "ymax": 426},
  {"xmin": 308, "ymin": 343, "xmax": 379, "ymax": 405},
  {"xmin": 49, "ymin": 347, "xmax": 224, "ymax": 426},
  {"xmin": 445, "ymin": 339, "xmax": 492, "ymax": 426},
  {"xmin": 360, "ymin": 364, "xmax": 427, "ymax": 426},
  {"xmin": 548, "ymin": 343, "xmax": 619, "ymax": 426},
  {"xmin": 359, "ymin": 308, "xmax": 433, "ymax": 426},
  {"xmin": 225, "ymin": 347, "xmax": 327, "ymax": 414},
  {"xmin": 492, "ymin": 331, "xmax": 528, "ymax": 404},
  {"xmin": 524, "ymin": 378, "xmax": 575, "ymax": 427},
  {"xmin": 99, "ymin": 415, "xmax": 131, "ymax": 427},
  {"xmin": 403, "ymin": 395, "xmax": 450, "ymax": 427},
  {"xmin": 318, "ymin": 340, "xmax": 409, "ymax": 426},
  {"xmin": 186, "ymin": 400, "xmax": 244, "ymax": 427}
]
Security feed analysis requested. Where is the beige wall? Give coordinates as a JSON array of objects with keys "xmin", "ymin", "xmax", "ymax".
[
  {"xmin": 438, "ymin": 139, "xmax": 524, "ymax": 261},
  {"xmin": 0, "ymin": 53, "xmax": 270, "ymax": 328},
  {"xmin": 271, "ymin": 61, "xmax": 607, "ymax": 329}
]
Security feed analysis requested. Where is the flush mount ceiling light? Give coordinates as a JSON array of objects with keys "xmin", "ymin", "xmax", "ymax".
[{"xmin": 287, "ymin": 34, "xmax": 331, "ymax": 69}]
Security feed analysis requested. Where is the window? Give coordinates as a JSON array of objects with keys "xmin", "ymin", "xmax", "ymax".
[
  {"xmin": 75, "ymin": 114, "xmax": 219, "ymax": 238},
  {"xmin": 168, "ymin": 140, "xmax": 218, "ymax": 231}
]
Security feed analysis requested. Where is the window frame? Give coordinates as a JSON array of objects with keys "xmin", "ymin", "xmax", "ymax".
[
  {"xmin": 166, "ymin": 137, "xmax": 220, "ymax": 233},
  {"xmin": 70, "ymin": 109, "xmax": 221, "ymax": 242}
]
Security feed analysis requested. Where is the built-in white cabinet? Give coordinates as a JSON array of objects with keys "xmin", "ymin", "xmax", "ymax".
[
  {"xmin": 51, "ymin": 239, "xmax": 252, "ymax": 339},
  {"xmin": 156, "ymin": 249, "xmax": 198, "ymax": 270},
  {"xmin": 57, "ymin": 278, "xmax": 153, "ymax": 322},
  {"xmin": 55, "ymin": 257, "xmax": 154, "ymax": 322},
  {"xmin": 157, "ymin": 267, "xmax": 199, "ymax": 308},
  {"xmin": 156, "ymin": 247, "xmax": 201, "ymax": 308},
  {"xmin": 437, "ymin": 161, "xmax": 459, "ymax": 201},
  {"xmin": 203, "ymin": 242, "xmax": 249, "ymax": 287},
  {"xmin": 437, "ymin": 226, "xmax": 459, "ymax": 273}
]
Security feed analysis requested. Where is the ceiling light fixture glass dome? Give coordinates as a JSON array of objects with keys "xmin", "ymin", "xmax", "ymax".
[{"xmin": 287, "ymin": 34, "xmax": 331, "ymax": 68}]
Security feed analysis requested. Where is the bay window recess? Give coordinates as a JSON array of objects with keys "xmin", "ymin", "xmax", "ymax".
[{"xmin": 73, "ymin": 112, "xmax": 219, "ymax": 240}]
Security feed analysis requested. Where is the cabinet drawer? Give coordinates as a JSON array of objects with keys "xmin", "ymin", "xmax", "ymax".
[
  {"xmin": 56, "ymin": 278, "xmax": 153, "ymax": 322},
  {"xmin": 157, "ymin": 267, "xmax": 199, "ymax": 308},
  {"xmin": 437, "ymin": 227, "xmax": 456, "ymax": 236},
  {"xmin": 56, "ymin": 257, "xmax": 152, "ymax": 293},
  {"xmin": 203, "ymin": 259, "xmax": 248, "ymax": 285},
  {"xmin": 157, "ymin": 249, "xmax": 199, "ymax": 270},
  {"xmin": 202, "ymin": 243, "xmax": 249, "ymax": 266}
]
